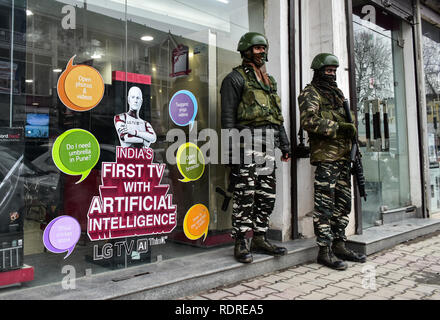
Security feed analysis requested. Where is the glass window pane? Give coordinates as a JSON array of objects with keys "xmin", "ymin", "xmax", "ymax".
[
  {"xmin": 422, "ymin": 20, "xmax": 440, "ymax": 213},
  {"xmin": 352, "ymin": 1, "xmax": 411, "ymax": 228}
]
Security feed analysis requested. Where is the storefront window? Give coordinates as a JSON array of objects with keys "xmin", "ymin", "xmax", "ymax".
[
  {"xmin": 422, "ymin": 20, "xmax": 440, "ymax": 213},
  {"xmin": 352, "ymin": 1, "xmax": 411, "ymax": 228},
  {"xmin": 0, "ymin": 0, "xmax": 264, "ymax": 290}
]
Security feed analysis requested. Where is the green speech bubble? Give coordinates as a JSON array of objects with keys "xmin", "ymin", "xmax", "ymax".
[
  {"xmin": 176, "ymin": 142, "xmax": 205, "ymax": 182},
  {"xmin": 52, "ymin": 129, "xmax": 100, "ymax": 184}
]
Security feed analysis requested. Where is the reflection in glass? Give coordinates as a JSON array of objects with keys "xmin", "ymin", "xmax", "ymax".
[
  {"xmin": 352, "ymin": 2, "xmax": 410, "ymax": 228},
  {"xmin": 422, "ymin": 20, "xmax": 440, "ymax": 213},
  {"xmin": 0, "ymin": 0, "xmax": 265, "ymax": 289}
]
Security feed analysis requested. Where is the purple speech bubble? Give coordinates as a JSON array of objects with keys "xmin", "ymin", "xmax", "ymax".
[
  {"xmin": 169, "ymin": 90, "xmax": 197, "ymax": 129},
  {"xmin": 43, "ymin": 216, "xmax": 81, "ymax": 259}
]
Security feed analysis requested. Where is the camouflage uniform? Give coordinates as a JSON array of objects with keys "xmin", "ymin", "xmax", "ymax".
[
  {"xmin": 298, "ymin": 84, "xmax": 352, "ymax": 247},
  {"xmin": 221, "ymin": 64, "xmax": 290, "ymax": 239},
  {"xmin": 230, "ymin": 146, "xmax": 276, "ymax": 238}
]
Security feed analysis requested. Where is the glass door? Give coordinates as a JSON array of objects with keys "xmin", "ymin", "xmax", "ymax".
[
  {"xmin": 422, "ymin": 20, "xmax": 440, "ymax": 213},
  {"xmin": 352, "ymin": 2, "xmax": 411, "ymax": 228}
]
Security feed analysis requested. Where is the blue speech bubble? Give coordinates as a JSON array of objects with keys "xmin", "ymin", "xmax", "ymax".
[
  {"xmin": 43, "ymin": 216, "xmax": 81, "ymax": 259},
  {"xmin": 169, "ymin": 90, "xmax": 198, "ymax": 130}
]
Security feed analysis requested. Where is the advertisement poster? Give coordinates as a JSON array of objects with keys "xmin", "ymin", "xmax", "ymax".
[{"xmin": 87, "ymin": 85, "xmax": 177, "ymax": 241}]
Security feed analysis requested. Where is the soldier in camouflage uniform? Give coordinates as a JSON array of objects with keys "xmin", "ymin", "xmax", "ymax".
[
  {"xmin": 220, "ymin": 32, "xmax": 291, "ymax": 264},
  {"xmin": 298, "ymin": 53, "xmax": 366, "ymax": 270}
]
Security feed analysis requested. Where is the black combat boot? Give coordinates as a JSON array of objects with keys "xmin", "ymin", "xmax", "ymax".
[
  {"xmin": 332, "ymin": 240, "xmax": 367, "ymax": 263},
  {"xmin": 317, "ymin": 246, "xmax": 348, "ymax": 270},
  {"xmin": 250, "ymin": 233, "xmax": 287, "ymax": 256},
  {"xmin": 234, "ymin": 237, "xmax": 253, "ymax": 263}
]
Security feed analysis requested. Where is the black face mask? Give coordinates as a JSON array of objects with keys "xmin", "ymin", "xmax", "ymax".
[
  {"xmin": 243, "ymin": 49, "xmax": 267, "ymax": 67},
  {"xmin": 322, "ymin": 73, "xmax": 336, "ymax": 83},
  {"xmin": 316, "ymin": 70, "xmax": 336, "ymax": 83}
]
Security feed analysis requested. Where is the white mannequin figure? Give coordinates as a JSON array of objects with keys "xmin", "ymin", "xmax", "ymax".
[{"xmin": 114, "ymin": 86, "xmax": 156, "ymax": 148}]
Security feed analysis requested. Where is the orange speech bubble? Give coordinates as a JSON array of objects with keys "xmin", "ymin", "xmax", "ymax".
[
  {"xmin": 57, "ymin": 55, "xmax": 104, "ymax": 112},
  {"xmin": 183, "ymin": 204, "xmax": 209, "ymax": 241}
]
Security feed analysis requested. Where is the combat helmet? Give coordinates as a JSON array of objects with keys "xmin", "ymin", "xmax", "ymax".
[
  {"xmin": 310, "ymin": 53, "xmax": 339, "ymax": 70},
  {"xmin": 237, "ymin": 32, "xmax": 269, "ymax": 61}
]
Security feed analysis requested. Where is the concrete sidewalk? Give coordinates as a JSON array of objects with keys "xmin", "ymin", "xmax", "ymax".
[{"xmin": 182, "ymin": 231, "xmax": 440, "ymax": 300}]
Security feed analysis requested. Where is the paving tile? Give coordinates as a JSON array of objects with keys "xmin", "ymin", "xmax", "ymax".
[
  {"xmin": 390, "ymin": 267, "xmax": 417, "ymax": 277},
  {"xmin": 247, "ymin": 286, "xmax": 279, "ymax": 298},
  {"xmin": 272, "ymin": 288, "xmax": 306, "ymax": 300},
  {"xmin": 308, "ymin": 267, "xmax": 334, "ymax": 276},
  {"xmin": 201, "ymin": 290, "xmax": 232, "ymax": 300},
  {"xmin": 395, "ymin": 247, "xmax": 416, "ymax": 254},
  {"xmin": 290, "ymin": 266, "xmax": 318, "ymax": 274},
  {"xmin": 276, "ymin": 270, "xmax": 299, "ymax": 279},
  {"xmin": 338, "ymin": 269, "xmax": 363, "ymax": 278},
  {"xmin": 394, "ymin": 278, "xmax": 418, "ymax": 287},
  {"xmin": 358, "ymin": 294, "xmax": 388, "ymax": 300},
  {"xmin": 305, "ymin": 263, "xmax": 325, "ymax": 270},
  {"xmin": 272, "ymin": 271, "xmax": 292, "ymax": 279},
  {"xmin": 314, "ymin": 285, "xmax": 345, "ymax": 296},
  {"xmin": 367, "ymin": 257, "xmax": 390, "ymax": 264},
  {"xmin": 344, "ymin": 287, "xmax": 374, "ymax": 297},
  {"xmin": 303, "ymin": 278, "xmax": 335, "ymax": 288},
  {"xmin": 187, "ymin": 295, "xmax": 209, "ymax": 300},
  {"xmin": 391, "ymin": 295, "xmax": 412, "ymax": 300},
  {"xmin": 423, "ymin": 256, "xmax": 440, "ymax": 263},
  {"xmin": 429, "ymin": 252, "xmax": 440, "ymax": 257},
  {"xmin": 225, "ymin": 292, "xmax": 261, "ymax": 300},
  {"xmin": 242, "ymin": 279, "xmax": 271, "ymax": 289},
  {"xmin": 345, "ymin": 275, "xmax": 371, "ymax": 287},
  {"xmin": 320, "ymin": 272, "xmax": 353, "ymax": 282},
  {"xmin": 266, "ymin": 281, "xmax": 297, "ymax": 292},
  {"xmin": 223, "ymin": 284, "xmax": 251, "ymax": 295},
  {"xmin": 296, "ymin": 271, "xmax": 326, "ymax": 281},
  {"xmin": 332, "ymin": 281, "xmax": 357, "ymax": 290},
  {"xmin": 372, "ymin": 288, "xmax": 399, "ymax": 298},
  {"xmin": 326, "ymin": 293, "xmax": 359, "ymax": 300},
  {"xmin": 380, "ymin": 272, "xmax": 406, "ymax": 281},
  {"xmin": 386, "ymin": 283, "xmax": 414, "ymax": 293},
  {"xmin": 262, "ymin": 294, "xmax": 286, "ymax": 300},
  {"xmin": 284, "ymin": 275, "xmax": 314, "ymax": 286},
  {"xmin": 262, "ymin": 274, "xmax": 290, "ymax": 284},
  {"xmin": 426, "ymin": 265, "xmax": 440, "ymax": 273},
  {"xmin": 392, "ymin": 290, "xmax": 426, "ymax": 300},
  {"xmin": 299, "ymin": 292, "xmax": 332, "ymax": 300},
  {"xmin": 410, "ymin": 284, "xmax": 439, "ymax": 295},
  {"xmin": 291, "ymin": 283, "xmax": 321, "ymax": 294},
  {"xmin": 379, "ymin": 253, "xmax": 404, "ymax": 261},
  {"xmin": 391, "ymin": 259, "xmax": 413, "ymax": 266},
  {"xmin": 378, "ymin": 262, "xmax": 405, "ymax": 270}
]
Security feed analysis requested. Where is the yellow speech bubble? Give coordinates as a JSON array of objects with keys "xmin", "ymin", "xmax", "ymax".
[
  {"xmin": 183, "ymin": 204, "xmax": 209, "ymax": 241},
  {"xmin": 176, "ymin": 142, "xmax": 205, "ymax": 182},
  {"xmin": 57, "ymin": 55, "xmax": 104, "ymax": 112}
]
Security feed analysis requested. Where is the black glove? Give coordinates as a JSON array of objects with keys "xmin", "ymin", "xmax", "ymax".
[
  {"xmin": 281, "ymin": 150, "xmax": 291, "ymax": 160},
  {"xmin": 337, "ymin": 122, "xmax": 356, "ymax": 139}
]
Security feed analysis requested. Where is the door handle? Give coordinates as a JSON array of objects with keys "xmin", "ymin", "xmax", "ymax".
[
  {"xmin": 364, "ymin": 100, "xmax": 371, "ymax": 151},
  {"xmin": 372, "ymin": 99, "xmax": 381, "ymax": 151},
  {"xmin": 382, "ymin": 100, "xmax": 390, "ymax": 152}
]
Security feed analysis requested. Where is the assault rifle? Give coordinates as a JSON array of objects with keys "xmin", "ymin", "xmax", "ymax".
[
  {"xmin": 216, "ymin": 165, "xmax": 239, "ymax": 211},
  {"xmin": 343, "ymin": 99, "xmax": 367, "ymax": 201}
]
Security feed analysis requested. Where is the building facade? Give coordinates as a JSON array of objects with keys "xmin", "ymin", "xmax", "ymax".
[{"xmin": 0, "ymin": 0, "xmax": 439, "ymax": 299}]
